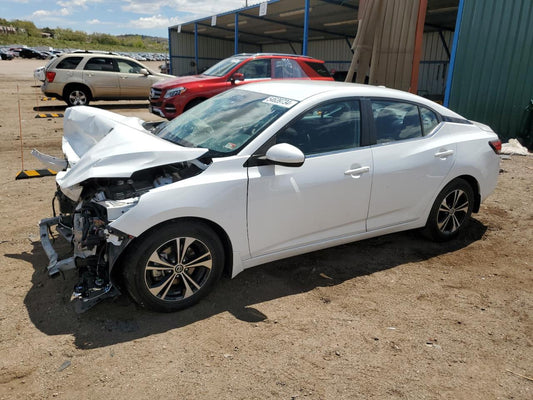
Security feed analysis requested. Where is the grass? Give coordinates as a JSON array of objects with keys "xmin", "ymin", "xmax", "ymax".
[{"xmin": 0, "ymin": 34, "xmax": 168, "ymax": 53}]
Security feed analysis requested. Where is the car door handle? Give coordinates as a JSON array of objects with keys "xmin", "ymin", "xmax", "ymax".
[
  {"xmin": 344, "ymin": 166, "xmax": 370, "ymax": 176},
  {"xmin": 434, "ymin": 149, "xmax": 454, "ymax": 158}
]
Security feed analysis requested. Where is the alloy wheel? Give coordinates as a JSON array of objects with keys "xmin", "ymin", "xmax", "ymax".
[
  {"xmin": 437, "ymin": 189, "xmax": 470, "ymax": 234},
  {"xmin": 69, "ymin": 90, "xmax": 87, "ymax": 106},
  {"xmin": 143, "ymin": 236, "xmax": 213, "ymax": 302}
]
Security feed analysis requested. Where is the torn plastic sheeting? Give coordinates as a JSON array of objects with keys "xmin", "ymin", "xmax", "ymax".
[{"xmin": 501, "ymin": 139, "xmax": 530, "ymax": 156}]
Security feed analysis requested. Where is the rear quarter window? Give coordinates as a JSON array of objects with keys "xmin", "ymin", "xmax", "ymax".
[
  {"xmin": 420, "ymin": 107, "xmax": 439, "ymax": 135},
  {"xmin": 55, "ymin": 57, "xmax": 83, "ymax": 70},
  {"xmin": 305, "ymin": 61, "xmax": 331, "ymax": 77}
]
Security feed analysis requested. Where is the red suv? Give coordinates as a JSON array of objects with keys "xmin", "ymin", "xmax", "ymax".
[{"xmin": 149, "ymin": 53, "xmax": 333, "ymax": 120}]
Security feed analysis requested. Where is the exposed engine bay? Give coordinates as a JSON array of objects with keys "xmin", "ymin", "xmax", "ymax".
[
  {"xmin": 37, "ymin": 106, "xmax": 210, "ymax": 312},
  {"xmin": 41, "ymin": 160, "xmax": 206, "ymax": 312}
]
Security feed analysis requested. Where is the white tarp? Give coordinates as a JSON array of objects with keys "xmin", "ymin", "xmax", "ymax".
[{"xmin": 501, "ymin": 139, "xmax": 530, "ymax": 156}]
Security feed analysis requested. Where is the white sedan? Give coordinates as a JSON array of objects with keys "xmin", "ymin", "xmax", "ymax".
[{"xmin": 36, "ymin": 81, "xmax": 501, "ymax": 312}]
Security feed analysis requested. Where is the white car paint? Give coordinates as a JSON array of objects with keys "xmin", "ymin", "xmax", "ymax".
[
  {"xmin": 109, "ymin": 82, "xmax": 498, "ymax": 275},
  {"xmin": 36, "ymin": 80, "xmax": 501, "ymax": 310}
]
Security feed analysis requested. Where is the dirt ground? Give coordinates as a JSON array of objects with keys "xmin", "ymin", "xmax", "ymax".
[{"xmin": 0, "ymin": 59, "xmax": 531, "ymax": 400}]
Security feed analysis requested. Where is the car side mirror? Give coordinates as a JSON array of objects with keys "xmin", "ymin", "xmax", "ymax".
[
  {"xmin": 265, "ymin": 143, "xmax": 305, "ymax": 167},
  {"xmin": 140, "ymin": 68, "xmax": 149, "ymax": 75},
  {"xmin": 231, "ymin": 72, "xmax": 244, "ymax": 83}
]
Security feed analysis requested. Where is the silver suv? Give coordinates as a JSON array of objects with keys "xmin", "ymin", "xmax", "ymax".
[{"xmin": 42, "ymin": 52, "xmax": 173, "ymax": 106}]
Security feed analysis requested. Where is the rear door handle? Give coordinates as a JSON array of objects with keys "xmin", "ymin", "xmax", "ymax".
[
  {"xmin": 434, "ymin": 149, "xmax": 454, "ymax": 158},
  {"xmin": 344, "ymin": 166, "xmax": 370, "ymax": 176}
]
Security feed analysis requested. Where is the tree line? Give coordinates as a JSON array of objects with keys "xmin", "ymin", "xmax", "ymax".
[{"xmin": 0, "ymin": 19, "xmax": 167, "ymax": 52}]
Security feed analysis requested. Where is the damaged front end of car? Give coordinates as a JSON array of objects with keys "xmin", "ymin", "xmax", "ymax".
[{"xmin": 36, "ymin": 106, "xmax": 209, "ymax": 312}]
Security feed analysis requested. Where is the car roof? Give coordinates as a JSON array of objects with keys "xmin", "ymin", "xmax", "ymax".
[
  {"xmin": 230, "ymin": 53, "xmax": 325, "ymax": 62},
  {"xmin": 237, "ymin": 80, "xmax": 463, "ymax": 119},
  {"xmin": 56, "ymin": 52, "xmax": 131, "ymax": 60}
]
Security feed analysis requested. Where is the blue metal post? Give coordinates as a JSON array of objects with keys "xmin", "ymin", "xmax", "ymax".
[
  {"xmin": 167, "ymin": 27, "xmax": 172, "ymax": 75},
  {"xmin": 194, "ymin": 23, "xmax": 199, "ymax": 74},
  {"xmin": 234, "ymin": 13, "xmax": 239, "ymax": 54},
  {"xmin": 444, "ymin": 0, "xmax": 465, "ymax": 107},
  {"xmin": 303, "ymin": 0, "xmax": 310, "ymax": 55}
]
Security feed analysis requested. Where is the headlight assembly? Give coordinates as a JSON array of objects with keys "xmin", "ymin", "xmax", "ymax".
[{"xmin": 164, "ymin": 86, "xmax": 187, "ymax": 98}]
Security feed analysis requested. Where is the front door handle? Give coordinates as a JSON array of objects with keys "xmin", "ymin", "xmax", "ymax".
[
  {"xmin": 434, "ymin": 149, "xmax": 454, "ymax": 158},
  {"xmin": 344, "ymin": 166, "xmax": 370, "ymax": 176}
]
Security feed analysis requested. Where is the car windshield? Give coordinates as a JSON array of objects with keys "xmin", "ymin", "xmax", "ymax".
[
  {"xmin": 202, "ymin": 56, "xmax": 248, "ymax": 77},
  {"xmin": 156, "ymin": 89, "xmax": 298, "ymax": 156}
]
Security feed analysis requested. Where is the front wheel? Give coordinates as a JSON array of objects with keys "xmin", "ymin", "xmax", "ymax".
[
  {"xmin": 422, "ymin": 179, "xmax": 474, "ymax": 242},
  {"xmin": 123, "ymin": 222, "xmax": 224, "ymax": 312}
]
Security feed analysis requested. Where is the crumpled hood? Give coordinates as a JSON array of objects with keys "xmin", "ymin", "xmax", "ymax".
[
  {"xmin": 57, "ymin": 106, "xmax": 208, "ymax": 191},
  {"xmin": 62, "ymin": 106, "xmax": 147, "ymax": 164},
  {"xmin": 152, "ymin": 74, "xmax": 220, "ymax": 89}
]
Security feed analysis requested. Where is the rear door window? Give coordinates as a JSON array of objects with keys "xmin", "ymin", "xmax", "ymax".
[
  {"xmin": 84, "ymin": 57, "xmax": 117, "ymax": 72},
  {"xmin": 273, "ymin": 58, "xmax": 306, "ymax": 78},
  {"xmin": 372, "ymin": 101, "xmax": 423, "ymax": 143}
]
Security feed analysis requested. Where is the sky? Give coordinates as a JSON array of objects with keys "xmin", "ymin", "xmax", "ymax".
[{"xmin": 1, "ymin": 0, "xmax": 253, "ymax": 37}]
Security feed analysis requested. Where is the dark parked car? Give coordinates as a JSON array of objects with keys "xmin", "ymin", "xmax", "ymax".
[
  {"xmin": 19, "ymin": 48, "xmax": 47, "ymax": 59},
  {"xmin": 0, "ymin": 48, "xmax": 14, "ymax": 60}
]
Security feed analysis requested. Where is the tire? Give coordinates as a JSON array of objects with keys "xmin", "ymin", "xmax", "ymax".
[
  {"xmin": 422, "ymin": 178, "xmax": 474, "ymax": 242},
  {"xmin": 64, "ymin": 85, "xmax": 91, "ymax": 107},
  {"xmin": 123, "ymin": 221, "xmax": 224, "ymax": 312}
]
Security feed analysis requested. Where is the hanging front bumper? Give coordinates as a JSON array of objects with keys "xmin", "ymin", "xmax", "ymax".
[{"xmin": 39, "ymin": 216, "xmax": 76, "ymax": 277}]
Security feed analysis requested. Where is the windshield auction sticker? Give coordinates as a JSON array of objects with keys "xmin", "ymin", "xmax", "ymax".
[{"xmin": 263, "ymin": 96, "xmax": 298, "ymax": 108}]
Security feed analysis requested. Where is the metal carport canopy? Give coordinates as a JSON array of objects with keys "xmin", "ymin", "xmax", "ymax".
[
  {"xmin": 168, "ymin": 0, "xmax": 458, "ymax": 55},
  {"xmin": 169, "ymin": 0, "xmax": 360, "ymax": 56}
]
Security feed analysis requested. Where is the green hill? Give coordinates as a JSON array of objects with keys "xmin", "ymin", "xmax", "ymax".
[{"xmin": 0, "ymin": 19, "xmax": 168, "ymax": 53}]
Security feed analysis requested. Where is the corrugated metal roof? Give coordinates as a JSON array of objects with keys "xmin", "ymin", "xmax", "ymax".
[
  {"xmin": 448, "ymin": 0, "xmax": 533, "ymax": 139},
  {"xmin": 170, "ymin": 0, "xmax": 458, "ymax": 46}
]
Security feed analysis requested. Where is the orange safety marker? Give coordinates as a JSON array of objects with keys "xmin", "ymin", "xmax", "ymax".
[
  {"xmin": 15, "ymin": 85, "xmax": 59, "ymax": 180},
  {"xmin": 16, "ymin": 169, "xmax": 57, "ymax": 180},
  {"xmin": 35, "ymin": 113, "xmax": 64, "ymax": 118}
]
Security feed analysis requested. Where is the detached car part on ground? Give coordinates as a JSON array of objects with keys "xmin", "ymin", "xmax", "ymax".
[{"xmin": 35, "ymin": 81, "xmax": 501, "ymax": 313}]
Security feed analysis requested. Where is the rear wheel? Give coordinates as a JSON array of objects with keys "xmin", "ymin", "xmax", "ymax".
[
  {"xmin": 64, "ymin": 85, "xmax": 91, "ymax": 106},
  {"xmin": 422, "ymin": 179, "xmax": 474, "ymax": 241},
  {"xmin": 123, "ymin": 222, "xmax": 224, "ymax": 312}
]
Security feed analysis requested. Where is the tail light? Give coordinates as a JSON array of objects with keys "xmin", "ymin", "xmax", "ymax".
[
  {"xmin": 489, "ymin": 139, "xmax": 502, "ymax": 154},
  {"xmin": 45, "ymin": 71, "xmax": 56, "ymax": 82}
]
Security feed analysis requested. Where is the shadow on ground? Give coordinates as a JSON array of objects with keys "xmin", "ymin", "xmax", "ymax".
[{"xmin": 7, "ymin": 220, "xmax": 487, "ymax": 349}]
